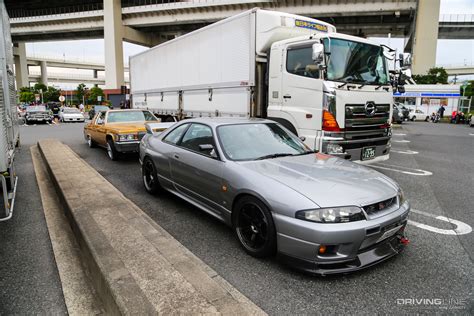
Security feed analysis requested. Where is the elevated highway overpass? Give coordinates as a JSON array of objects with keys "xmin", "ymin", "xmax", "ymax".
[{"xmin": 6, "ymin": 0, "xmax": 473, "ymax": 89}]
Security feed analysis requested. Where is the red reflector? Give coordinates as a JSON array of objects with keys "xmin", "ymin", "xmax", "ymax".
[{"xmin": 400, "ymin": 237, "xmax": 410, "ymax": 245}]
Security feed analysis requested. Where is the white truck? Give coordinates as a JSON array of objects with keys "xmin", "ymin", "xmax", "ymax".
[
  {"xmin": 130, "ymin": 8, "xmax": 406, "ymax": 163},
  {"xmin": 0, "ymin": 0, "xmax": 19, "ymax": 221}
]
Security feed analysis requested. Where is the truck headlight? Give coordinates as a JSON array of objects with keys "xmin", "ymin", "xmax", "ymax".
[
  {"xmin": 117, "ymin": 134, "xmax": 137, "ymax": 142},
  {"xmin": 296, "ymin": 206, "xmax": 365, "ymax": 223}
]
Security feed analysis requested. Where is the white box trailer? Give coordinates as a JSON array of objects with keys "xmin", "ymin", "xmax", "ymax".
[
  {"xmin": 130, "ymin": 8, "xmax": 335, "ymax": 119},
  {"xmin": 0, "ymin": 0, "xmax": 19, "ymax": 221},
  {"xmin": 131, "ymin": 8, "xmax": 399, "ymax": 163}
]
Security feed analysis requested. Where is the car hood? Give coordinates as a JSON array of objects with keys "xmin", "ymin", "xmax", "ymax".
[
  {"xmin": 63, "ymin": 113, "xmax": 83, "ymax": 118},
  {"xmin": 105, "ymin": 122, "xmax": 148, "ymax": 133},
  {"xmin": 239, "ymin": 153, "xmax": 399, "ymax": 208}
]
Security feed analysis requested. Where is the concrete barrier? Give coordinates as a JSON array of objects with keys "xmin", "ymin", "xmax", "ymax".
[{"xmin": 37, "ymin": 139, "xmax": 265, "ymax": 315}]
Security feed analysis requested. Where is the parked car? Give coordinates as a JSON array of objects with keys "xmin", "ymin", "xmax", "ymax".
[
  {"xmin": 25, "ymin": 105, "xmax": 52, "ymax": 124},
  {"xmin": 83, "ymin": 109, "xmax": 160, "ymax": 160},
  {"xmin": 394, "ymin": 103, "xmax": 410, "ymax": 121},
  {"xmin": 139, "ymin": 118, "xmax": 410, "ymax": 275},
  {"xmin": 392, "ymin": 104, "xmax": 403, "ymax": 124},
  {"xmin": 407, "ymin": 107, "xmax": 430, "ymax": 121},
  {"xmin": 88, "ymin": 105, "xmax": 110, "ymax": 120},
  {"xmin": 469, "ymin": 114, "xmax": 473, "ymax": 127},
  {"xmin": 59, "ymin": 107, "xmax": 85, "ymax": 122}
]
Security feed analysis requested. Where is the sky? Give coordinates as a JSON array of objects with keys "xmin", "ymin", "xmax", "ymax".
[{"xmin": 24, "ymin": 0, "xmax": 474, "ymax": 89}]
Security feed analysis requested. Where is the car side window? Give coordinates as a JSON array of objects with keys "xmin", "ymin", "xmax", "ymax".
[
  {"xmin": 180, "ymin": 124, "xmax": 216, "ymax": 157},
  {"xmin": 163, "ymin": 124, "xmax": 189, "ymax": 144},
  {"xmin": 286, "ymin": 46, "xmax": 319, "ymax": 79},
  {"xmin": 96, "ymin": 112, "xmax": 106, "ymax": 125}
]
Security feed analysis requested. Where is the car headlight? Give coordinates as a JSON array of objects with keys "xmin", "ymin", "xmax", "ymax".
[
  {"xmin": 397, "ymin": 189, "xmax": 406, "ymax": 207},
  {"xmin": 117, "ymin": 134, "xmax": 138, "ymax": 142},
  {"xmin": 296, "ymin": 206, "xmax": 365, "ymax": 223}
]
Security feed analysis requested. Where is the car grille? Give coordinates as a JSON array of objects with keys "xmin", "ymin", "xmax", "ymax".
[
  {"xmin": 345, "ymin": 103, "xmax": 390, "ymax": 131},
  {"xmin": 363, "ymin": 196, "xmax": 397, "ymax": 216}
]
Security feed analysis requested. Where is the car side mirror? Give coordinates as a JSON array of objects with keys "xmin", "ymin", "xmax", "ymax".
[
  {"xmin": 199, "ymin": 144, "xmax": 218, "ymax": 159},
  {"xmin": 311, "ymin": 43, "xmax": 325, "ymax": 66}
]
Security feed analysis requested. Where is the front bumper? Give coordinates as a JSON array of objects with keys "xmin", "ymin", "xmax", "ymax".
[
  {"xmin": 114, "ymin": 141, "xmax": 140, "ymax": 153},
  {"xmin": 321, "ymin": 133, "xmax": 391, "ymax": 163},
  {"xmin": 274, "ymin": 202, "xmax": 410, "ymax": 275},
  {"xmin": 63, "ymin": 117, "xmax": 85, "ymax": 122}
]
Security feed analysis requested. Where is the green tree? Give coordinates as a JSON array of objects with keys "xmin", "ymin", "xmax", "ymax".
[
  {"xmin": 75, "ymin": 83, "xmax": 89, "ymax": 104},
  {"xmin": 88, "ymin": 86, "xmax": 105, "ymax": 104},
  {"xmin": 19, "ymin": 86, "xmax": 32, "ymax": 93},
  {"xmin": 412, "ymin": 67, "xmax": 448, "ymax": 84},
  {"xmin": 461, "ymin": 80, "xmax": 474, "ymax": 98},
  {"xmin": 43, "ymin": 86, "xmax": 61, "ymax": 103},
  {"xmin": 19, "ymin": 91, "xmax": 35, "ymax": 103},
  {"xmin": 33, "ymin": 83, "xmax": 48, "ymax": 93}
]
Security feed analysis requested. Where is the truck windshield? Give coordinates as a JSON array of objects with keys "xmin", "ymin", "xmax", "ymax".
[{"xmin": 323, "ymin": 38, "xmax": 388, "ymax": 85}]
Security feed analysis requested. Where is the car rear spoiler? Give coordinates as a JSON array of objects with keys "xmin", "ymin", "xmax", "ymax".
[{"xmin": 145, "ymin": 122, "xmax": 176, "ymax": 135}]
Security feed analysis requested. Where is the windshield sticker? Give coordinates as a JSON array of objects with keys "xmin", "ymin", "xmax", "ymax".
[{"xmin": 295, "ymin": 20, "xmax": 328, "ymax": 32}]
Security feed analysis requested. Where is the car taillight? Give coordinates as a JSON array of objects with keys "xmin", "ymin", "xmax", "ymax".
[{"xmin": 322, "ymin": 110, "xmax": 340, "ymax": 132}]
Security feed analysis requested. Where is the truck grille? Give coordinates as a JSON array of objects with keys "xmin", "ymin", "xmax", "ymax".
[
  {"xmin": 345, "ymin": 103, "xmax": 390, "ymax": 131},
  {"xmin": 363, "ymin": 196, "xmax": 397, "ymax": 216}
]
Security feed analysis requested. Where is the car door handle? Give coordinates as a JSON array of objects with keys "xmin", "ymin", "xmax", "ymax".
[
  {"xmin": 174, "ymin": 154, "xmax": 180, "ymax": 159},
  {"xmin": 283, "ymin": 95, "xmax": 292, "ymax": 99}
]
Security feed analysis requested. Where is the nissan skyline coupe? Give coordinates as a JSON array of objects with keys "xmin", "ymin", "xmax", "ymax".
[{"xmin": 139, "ymin": 117, "xmax": 410, "ymax": 275}]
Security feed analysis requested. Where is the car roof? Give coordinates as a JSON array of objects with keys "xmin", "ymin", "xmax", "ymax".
[{"xmin": 181, "ymin": 117, "xmax": 271, "ymax": 127}]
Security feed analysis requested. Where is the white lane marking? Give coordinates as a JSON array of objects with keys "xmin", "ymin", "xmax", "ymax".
[
  {"xmin": 370, "ymin": 163, "xmax": 432, "ymax": 176},
  {"xmin": 392, "ymin": 139, "xmax": 411, "ymax": 143},
  {"xmin": 393, "ymin": 133, "xmax": 407, "ymax": 136},
  {"xmin": 408, "ymin": 209, "xmax": 472, "ymax": 235},
  {"xmin": 391, "ymin": 149, "xmax": 419, "ymax": 155}
]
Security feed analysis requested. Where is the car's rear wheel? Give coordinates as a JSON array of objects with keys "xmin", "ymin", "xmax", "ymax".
[
  {"xmin": 142, "ymin": 158, "xmax": 161, "ymax": 194},
  {"xmin": 233, "ymin": 196, "xmax": 276, "ymax": 258},
  {"xmin": 87, "ymin": 135, "xmax": 95, "ymax": 148},
  {"xmin": 107, "ymin": 139, "xmax": 118, "ymax": 160}
]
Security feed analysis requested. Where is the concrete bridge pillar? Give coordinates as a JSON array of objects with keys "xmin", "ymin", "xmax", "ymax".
[
  {"xmin": 93, "ymin": 69, "xmax": 98, "ymax": 79},
  {"xmin": 411, "ymin": 0, "xmax": 441, "ymax": 75},
  {"xmin": 40, "ymin": 60, "xmax": 48, "ymax": 85},
  {"xmin": 13, "ymin": 42, "xmax": 29, "ymax": 88},
  {"xmin": 104, "ymin": 0, "xmax": 124, "ymax": 89}
]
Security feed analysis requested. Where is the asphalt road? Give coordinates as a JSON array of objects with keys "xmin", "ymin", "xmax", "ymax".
[{"xmin": 6, "ymin": 120, "xmax": 474, "ymax": 314}]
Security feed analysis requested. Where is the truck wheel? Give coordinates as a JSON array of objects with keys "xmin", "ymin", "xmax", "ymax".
[{"xmin": 107, "ymin": 139, "xmax": 119, "ymax": 160}]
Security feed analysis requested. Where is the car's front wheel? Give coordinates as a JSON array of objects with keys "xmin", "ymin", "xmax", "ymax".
[
  {"xmin": 107, "ymin": 139, "xmax": 118, "ymax": 160},
  {"xmin": 233, "ymin": 196, "xmax": 276, "ymax": 258},
  {"xmin": 86, "ymin": 135, "xmax": 95, "ymax": 148},
  {"xmin": 142, "ymin": 158, "xmax": 161, "ymax": 194}
]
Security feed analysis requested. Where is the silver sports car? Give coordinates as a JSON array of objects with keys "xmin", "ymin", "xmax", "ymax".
[{"xmin": 139, "ymin": 118, "xmax": 410, "ymax": 275}]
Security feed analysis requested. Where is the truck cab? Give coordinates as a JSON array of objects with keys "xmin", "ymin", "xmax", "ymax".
[{"xmin": 267, "ymin": 33, "xmax": 392, "ymax": 163}]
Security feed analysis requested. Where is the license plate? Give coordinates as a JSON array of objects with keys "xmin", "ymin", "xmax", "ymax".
[
  {"xmin": 376, "ymin": 224, "xmax": 403, "ymax": 243},
  {"xmin": 361, "ymin": 146, "xmax": 376, "ymax": 161}
]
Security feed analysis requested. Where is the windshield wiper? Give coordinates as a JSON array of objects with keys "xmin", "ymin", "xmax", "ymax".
[
  {"xmin": 337, "ymin": 82, "xmax": 348, "ymax": 89},
  {"xmin": 255, "ymin": 153, "xmax": 294, "ymax": 160}
]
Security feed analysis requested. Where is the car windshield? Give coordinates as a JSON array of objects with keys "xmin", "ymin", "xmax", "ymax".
[
  {"xmin": 94, "ymin": 106, "xmax": 109, "ymax": 112},
  {"xmin": 107, "ymin": 111, "xmax": 157, "ymax": 123},
  {"xmin": 217, "ymin": 123, "xmax": 312, "ymax": 161},
  {"xmin": 323, "ymin": 38, "xmax": 389, "ymax": 85},
  {"xmin": 27, "ymin": 106, "xmax": 47, "ymax": 112},
  {"xmin": 63, "ymin": 108, "xmax": 80, "ymax": 113}
]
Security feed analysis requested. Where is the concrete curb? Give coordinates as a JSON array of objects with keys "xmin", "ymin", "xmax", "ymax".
[{"xmin": 37, "ymin": 139, "xmax": 265, "ymax": 315}]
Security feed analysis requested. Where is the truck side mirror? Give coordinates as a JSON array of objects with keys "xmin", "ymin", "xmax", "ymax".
[
  {"xmin": 312, "ymin": 43, "xmax": 325, "ymax": 66},
  {"xmin": 399, "ymin": 53, "xmax": 411, "ymax": 68},
  {"xmin": 398, "ymin": 85, "xmax": 405, "ymax": 93}
]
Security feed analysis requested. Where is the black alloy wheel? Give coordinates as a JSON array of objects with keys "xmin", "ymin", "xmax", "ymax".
[
  {"xmin": 142, "ymin": 158, "xmax": 161, "ymax": 194},
  {"xmin": 234, "ymin": 196, "xmax": 276, "ymax": 258}
]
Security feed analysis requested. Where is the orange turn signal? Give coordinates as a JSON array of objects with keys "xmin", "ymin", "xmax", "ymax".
[
  {"xmin": 322, "ymin": 110, "xmax": 340, "ymax": 132},
  {"xmin": 318, "ymin": 245, "xmax": 327, "ymax": 254}
]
